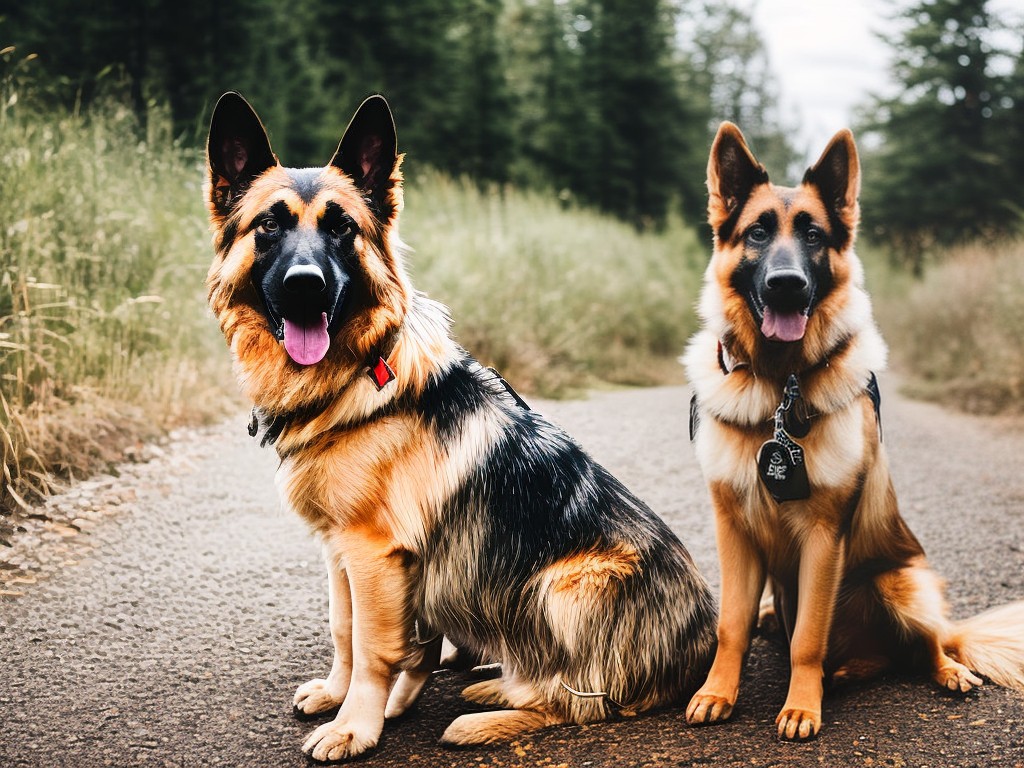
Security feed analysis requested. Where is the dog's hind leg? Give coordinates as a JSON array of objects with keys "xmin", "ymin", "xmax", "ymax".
[
  {"xmin": 439, "ymin": 708, "xmax": 565, "ymax": 746},
  {"xmin": 875, "ymin": 560, "xmax": 982, "ymax": 693},
  {"xmin": 461, "ymin": 677, "xmax": 511, "ymax": 707},
  {"xmin": 385, "ymin": 635, "xmax": 442, "ymax": 719},
  {"xmin": 294, "ymin": 544, "xmax": 352, "ymax": 718}
]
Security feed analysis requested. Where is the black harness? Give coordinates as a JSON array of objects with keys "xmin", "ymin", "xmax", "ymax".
[
  {"xmin": 245, "ymin": 332, "xmax": 531, "ymax": 453},
  {"xmin": 690, "ymin": 341, "xmax": 882, "ymax": 502}
]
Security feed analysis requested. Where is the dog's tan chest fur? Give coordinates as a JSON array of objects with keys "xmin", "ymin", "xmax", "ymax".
[
  {"xmin": 698, "ymin": 394, "xmax": 880, "ymax": 574},
  {"xmin": 276, "ymin": 400, "xmax": 512, "ymax": 551}
]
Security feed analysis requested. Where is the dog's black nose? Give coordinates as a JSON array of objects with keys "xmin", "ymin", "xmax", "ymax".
[
  {"xmin": 764, "ymin": 268, "xmax": 809, "ymax": 294},
  {"xmin": 283, "ymin": 264, "xmax": 326, "ymax": 294}
]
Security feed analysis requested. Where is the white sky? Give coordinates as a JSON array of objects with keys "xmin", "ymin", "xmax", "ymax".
[
  {"xmin": 751, "ymin": 0, "xmax": 1024, "ymax": 163},
  {"xmin": 750, "ymin": 0, "xmax": 892, "ymax": 162}
]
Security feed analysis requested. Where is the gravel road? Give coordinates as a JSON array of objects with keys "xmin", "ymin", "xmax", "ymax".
[{"xmin": 2, "ymin": 382, "xmax": 1023, "ymax": 767}]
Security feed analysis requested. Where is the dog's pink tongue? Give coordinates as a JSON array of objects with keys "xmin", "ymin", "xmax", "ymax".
[
  {"xmin": 283, "ymin": 312, "xmax": 330, "ymax": 365},
  {"xmin": 761, "ymin": 308, "xmax": 808, "ymax": 342}
]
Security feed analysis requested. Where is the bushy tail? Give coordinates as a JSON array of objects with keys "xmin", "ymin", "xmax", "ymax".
[{"xmin": 947, "ymin": 600, "xmax": 1024, "ymax": 691}]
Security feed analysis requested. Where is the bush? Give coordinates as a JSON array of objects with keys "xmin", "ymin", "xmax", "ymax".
[
  {"xmin": 404, "ymin": 172, "xmax": 706, "ymax": 397},
  {"xmin": 868, "ymin": 239, "xmax": 1024, "ymax": 414}
]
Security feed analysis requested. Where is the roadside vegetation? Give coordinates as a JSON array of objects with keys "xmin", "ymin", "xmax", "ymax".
[
  {"xmin": 405, "ymin": 172, "xmax": 704, "ymax": 397},
  {"xmin": 0, "ymin": 78, "xmax": 234, "ymax": 519},
  {"xmin": 4, "ymin": 79, "xmax": 1023, "ymax": 524},
  {"xmin": 3, "ymin": 0, "xmax": 1023, "ymax": 517},
  {"xmin": 866, "ymin": 240, "xmax": 1024, "ymax": 415}
]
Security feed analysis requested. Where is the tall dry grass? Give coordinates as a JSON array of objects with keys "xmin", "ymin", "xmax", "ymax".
[
  {"xmin": 0, "ymin": 56, "xmax": 233, "ymax": 516},
  {"xmin": 403, "ymin": 172, "xmax": 707, "ymax": 396},
  {"xmin": 868, "ymin": 239, "xmax": 1024, "ymax": 414}
]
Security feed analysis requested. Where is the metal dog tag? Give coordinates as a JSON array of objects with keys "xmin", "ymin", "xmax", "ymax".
[{"xmin": 757, "ymin": 438, "xmax": 810, "ymax": 502}]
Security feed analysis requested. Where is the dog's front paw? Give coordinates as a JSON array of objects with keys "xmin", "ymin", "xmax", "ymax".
[
  {"xmin": 685, "ymin": 690, "xmax": 735, "ymax": 725},
  {"xmin": 775, "ymin": 706, "xmax": 821, "ymax": 740},
  {"xmin": 934, "ymin": 661, "xmax": 983, "ymax": 693},
  {"xmin": 293, "ymin": 677, "xmax": 347, "ymax": 719},
  {"xmin": 302, "ymin": 716, "xmax": 380, "ymax": 762}
]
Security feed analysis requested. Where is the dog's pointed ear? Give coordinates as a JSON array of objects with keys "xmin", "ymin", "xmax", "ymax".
[
  {"xmin": 707, "ymin": 122, "xmax": 769, "ymax": 235},
  {"xmin": 207, "ymin": 92, "xmax": 278, "ymax": 217},
  {"xmin": 803, "ymin": 129, "xmax": 860, "ymax": 236},
  {"xmin": 330, "ymin": 95, "xmax": 401, "ymax": 214}
]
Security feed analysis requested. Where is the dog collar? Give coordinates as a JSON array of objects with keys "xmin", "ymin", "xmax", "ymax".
[
  {"xmin": 696, "ymin": 339, "xmax": 881, "ymax": 446},
  {"xmin": 717, "ymin": 335, "xmax": 854, "ymax": 379},
  {"xmin": 247, "ymin": 326, "xmax": 402, "ymax": 447}
]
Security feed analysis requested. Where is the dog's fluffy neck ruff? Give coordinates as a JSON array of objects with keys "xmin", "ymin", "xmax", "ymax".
[
  {"xmin": 252, "ymin": 290, "xmax": 460, "ymax": 456},
  {"xmin": 683, "ymin": 251, "xmax": 888, "ymax": 429}
]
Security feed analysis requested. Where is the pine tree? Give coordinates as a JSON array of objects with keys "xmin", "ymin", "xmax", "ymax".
[
  {"xmin": 683, "ymin": 2, "xmax": 799, "ymax": 182},
  {"xmin": 859, "ymin": 0, "xmax": 1019, "ymax": 270}
]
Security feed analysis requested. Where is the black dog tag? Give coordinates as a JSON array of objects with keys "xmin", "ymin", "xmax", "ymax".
[{"xmin": 757, "ymin": 438, "xmax": 810, "ymax": 502}]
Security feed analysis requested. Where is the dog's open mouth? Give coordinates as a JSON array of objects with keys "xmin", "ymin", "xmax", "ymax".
[
  {"xmin": 761, "ymin": 307, "xmax": 809, "ymax": 343},
  {"xmin": 283, "ymin": 312, "xmax": 330, "ymax": 365}
]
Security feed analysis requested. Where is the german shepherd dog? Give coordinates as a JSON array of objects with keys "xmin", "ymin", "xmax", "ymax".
[
  {"xmin": 204, "ymin": 92, "xmax": 716, "ymax": 762},
  {"xmin": 683, "ymin": 123, "xmax": 1024, "ymax": 740}
]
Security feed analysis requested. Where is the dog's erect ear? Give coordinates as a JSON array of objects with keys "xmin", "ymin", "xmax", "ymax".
[
  {"xmin": 707, "ymin": 122, "xmax": 769, "ymax": 236},
  {"xmin": 207, "ymin": 92, "xmax": 278, "ymax": 216},
  {"xmin": 803, "ymin": 129, "xmax": 860, "ymax": 238},
  {"xmin": 330, "ymin": 95, "xmax": 400, "ymax": 211}
]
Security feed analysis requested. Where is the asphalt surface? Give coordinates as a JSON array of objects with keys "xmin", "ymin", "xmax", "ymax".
[{"xmin": 2, "ymin": 383, "xmax": 1024, "ymax": 768}]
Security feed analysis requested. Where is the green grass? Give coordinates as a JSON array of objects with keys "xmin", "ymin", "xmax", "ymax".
[{"xmin": 866, "ymin": 239, "xmax": 1024, "ymax": 414}]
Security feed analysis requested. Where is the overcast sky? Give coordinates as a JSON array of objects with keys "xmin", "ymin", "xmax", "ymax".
[
  {"xmin": 750, "ymin": 0, "xmax": 892, "ymax": 161},
  {"xmin": 750, "ymin": 0, "xmax": 1023, "ymax": 163}
]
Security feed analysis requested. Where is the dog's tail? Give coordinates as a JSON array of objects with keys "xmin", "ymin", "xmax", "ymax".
[{"xmin": 946, "ymin": 600, "xmax": 1024, "ymax": 691}]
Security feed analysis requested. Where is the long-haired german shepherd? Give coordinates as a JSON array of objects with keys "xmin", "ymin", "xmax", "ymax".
[
  {"xmin": 683, "ymin": 122, "xmax": 1024, "ymax": 740},
  {"xmin": 204, "ymin": 92, "xmax": 716, "ymax": 762}
]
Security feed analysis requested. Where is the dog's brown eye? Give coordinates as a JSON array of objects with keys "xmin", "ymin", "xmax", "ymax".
[
  {"xmin": 747, "ymin": 225, "xmax": 769, "ymax": 244},
  {"xmin": 805, "ymin": 227, "xmax": 823, "ymax": 246},
  {"xmin": 258, "ymin": 217, "xmax": 279, "ymax": 234}
]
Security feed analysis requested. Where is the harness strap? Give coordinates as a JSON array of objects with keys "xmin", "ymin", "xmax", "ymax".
[{"xmin": 692, "ymin": 338, "xmax": 881, "ymax": 442}]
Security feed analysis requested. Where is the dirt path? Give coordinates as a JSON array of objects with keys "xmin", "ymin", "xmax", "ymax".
[{"xmin": 2, "ymin": 382, "xmax": 1023, "ymax": 767}]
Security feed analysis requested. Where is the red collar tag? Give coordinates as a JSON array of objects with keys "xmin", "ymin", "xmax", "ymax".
[{"xmin": 368, "ymin": 356, "xmax": 396, "ymax": 390}]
